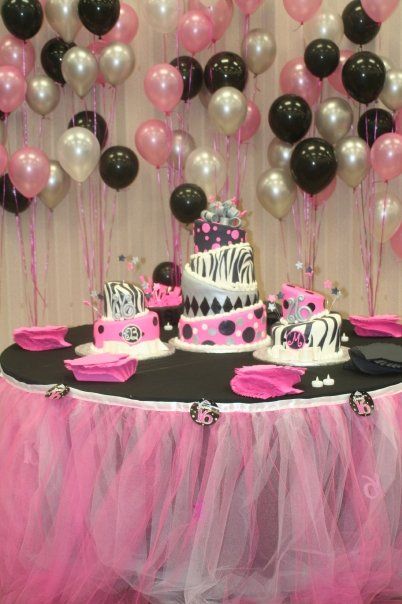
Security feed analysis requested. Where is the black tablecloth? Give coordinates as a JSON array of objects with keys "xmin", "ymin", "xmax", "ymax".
[{"xmin": 1, "ymin": 321, "xmax": 401, "ymax": 404}]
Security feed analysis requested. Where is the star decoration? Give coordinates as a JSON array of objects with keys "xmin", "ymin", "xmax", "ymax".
[
  {"xmin": 324, "ymin": 279, "xmax": 333, "ymax": 290},
  {"xmin": 277, "ymin": 291, "xmax": 284, "ymax": 300},
  {"xmin": 267, "ymin": 294, "xmax": 277, "ymax": 303},
  {"xmin": 90, "ymin": 290, "xmax": 98, "ymax": 299},
  {"xmin": 305, "ymin": 266, "xmax": 313, "ymax": 275},
  {"xmin": 295, "ymin": 261, "xmax": 304, "ymax": 270},
  {"xmin": 268, "ymin": 302, "xmax": 277, "ymax": 312},
  {"xmin": 331, "ymin": 287, "xmax": 342, "ymax": 297},
  {"xmin": 118, "ymin": 254, "xmax": 126, "ymax": 262}
]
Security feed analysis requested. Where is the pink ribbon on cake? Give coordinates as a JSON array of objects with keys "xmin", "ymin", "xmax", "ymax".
[
  {"xmin": 230, "ymin": 365, "xmax": 306, "ymax": 399},
  {"xmin": 349, "ymin": 315, "xmax": 402, "ymax": 338}
]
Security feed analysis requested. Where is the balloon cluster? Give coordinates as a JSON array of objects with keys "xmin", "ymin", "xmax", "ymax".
[
  {"xmin": 0, "ymin": 0, "xmax": 140, "ymax": 213},
  {"xmin": 258, "ymin": 0, "xmax": 402, "ymax": 247}
]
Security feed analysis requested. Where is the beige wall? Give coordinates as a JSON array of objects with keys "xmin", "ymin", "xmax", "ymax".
[{"xmin": 1, "ymin": 0, "xmax": 401, "ymax": 348}]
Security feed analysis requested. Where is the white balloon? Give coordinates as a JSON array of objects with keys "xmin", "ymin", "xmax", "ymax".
[
  {"xmin": 142, "ymin": 0, "xmax": 184, "ymax": 33},
  {"xmin": 304, "ymin": 11, "xmax": 344, "ymax": 44},
  {"xmin": 57, "ymin": 127, "xmax": 100, "ymax": 183},
  {"xmin": 185, "ymin": 146, "xmax": 226, "ymax": 198}
]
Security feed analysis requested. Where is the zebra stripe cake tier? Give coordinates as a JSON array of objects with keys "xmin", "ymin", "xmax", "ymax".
[{"xmin": 172, "ymin": 202, "xmax": 270, "ymax": 353}]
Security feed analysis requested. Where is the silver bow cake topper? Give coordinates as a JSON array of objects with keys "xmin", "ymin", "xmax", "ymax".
[{"xmin": 201, "ymin": 198, "xmax": 246, "ymax": 228}]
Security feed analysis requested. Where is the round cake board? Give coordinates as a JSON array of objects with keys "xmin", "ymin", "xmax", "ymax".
[
  {"xmin": 253, "ymin": 346, "xmax": 350, "ymax": 367},
  {"xmin": 170, "ymin": 336, "xmax": 271, "ymax": 354},
  {"xmin": 75, "ymin": 342, "xmax": 176, "ymax": 361}
]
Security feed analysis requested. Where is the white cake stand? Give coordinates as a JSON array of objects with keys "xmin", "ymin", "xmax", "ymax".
[
  {"xmin": 253, "ymin": 346, "xmax": 350, "ymax": 367},
  {"xmin": 170, "ymin": 336, "xmax": 271, "ymax": 354},
  {"xmin": 75, "ymin": 341, "xmax": 176, "ymax": 361}
]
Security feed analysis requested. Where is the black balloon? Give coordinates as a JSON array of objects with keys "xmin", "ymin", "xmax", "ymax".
[
  {"xmin": 78, "ymin": 0, "xmax": 120, "ymax": 37},
  {"xmin": 68, "ymin": 111, "xmax": 109, "ymax": 149},
  {"xmin": 170, "ymin": 183, "xmax": 207, "ymax": 224},
  {"xmin": 0, "ymin": 174, "xmax": 30, "ymax": 214},
  {"xmin": 269, "ymin": 94, "xmax": 312, "ymax": 144},
  {"xmin": 204, "ymin": 51, "xmax": 248, "ymax": 93},
  {"xmin": 153, "ymin": 261, "xmax": 181, "ymax": 287},
  {"xmin": 170, "ymin": 56, "xmax": 203, "ymax": 102},
  {"xmin": 0, "ymin": 112, "xmax": 5, "ymax": 122},
  {"xmin": 304, "ymin": 39, "xmax": 340, "ymax": 79},
  {"xmin": 342, "ymin": 0, "xmax": 380, "ymax": 45},
  {"xmin": 342, "ymin": 51, "xmax": 385, "ymax": 105},
  {"xmin": 358, "ymin": 108, "xmax": 395, "ymax": 147},
  {"xmin": 41, "ymin": 38, "xmax": 75, "ymax": 85},
  {"xmin": 290, "ymin": 138, "xmax": 337, "ymax": 196},
  {"xmin": 99, "ymin": 146, "xmax": 139, "ymax": 190},
  {"xmin": 1, "ymin": 0, "xmax": 43, "ymax": 40}
]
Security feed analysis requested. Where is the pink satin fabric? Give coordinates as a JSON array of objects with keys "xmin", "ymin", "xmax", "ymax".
[{"xmin": 0, "ymin": 377, "xmax": 401, "ymax": 603}]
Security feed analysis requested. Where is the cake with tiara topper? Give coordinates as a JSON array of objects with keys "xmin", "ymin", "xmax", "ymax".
[
  {"xmin": 255, "ymin": 283, "xmax": 347, "ymax": 366},
  {"xmin": 76, "ymin": 281, "xmax": 174, "ymax": 360},
  {"xmin": 172, "ymin": 198, "xmax": 270, "ymax": 353}
]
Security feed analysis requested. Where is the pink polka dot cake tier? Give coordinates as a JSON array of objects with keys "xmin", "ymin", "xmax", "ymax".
[{"xmin": 172, "ymin": 205, "xmax": 270, "ymax": 353}]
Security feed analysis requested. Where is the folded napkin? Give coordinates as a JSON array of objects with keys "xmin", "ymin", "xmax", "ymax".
[
  {"xmin": 349, "ymin": 315, "xmax": 402, "ymax": 338},
  {"xmin": 230, "ymin": 365, "xmax": 306, "ymax": 399},
  {"xmin": 64, "ymin": 353, "xmax": 138, "ymax": 382},
  {"xmin": 13, "ymin": 325, "xmax": 71, "ymax": 351},
  {"xmin": 348, "ymin": 343, "xmax": 402, "ymax": 375}
]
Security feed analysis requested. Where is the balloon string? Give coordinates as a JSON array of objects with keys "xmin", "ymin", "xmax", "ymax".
[
  {"xmin": 41, "ymin": 208, "xmax": 53, "ymax": 323},
  {"xmin": 279, "ymin": 219, "xmax": 290, "ymax": 282},
  {"xmin": 88, "ymin": 176, "xmax": 97, "ymax": 297},
  {"xmin": 372, "ymin": 182, "xmax": 388, "ymax": 314},
  {"xmin": 235, "ymin": 129, "xmax": 242, "ymax": 202},
  {"xmin": 104, "ymin": 189, "xmax": 118, "ymax": 280},
  {"xmin": 292, "ymin": 195, "xmax": 304, "ymax": 287},
  {"xmin": 0, "ymin": 179, "xmax": 5, "ymax": 313},
  {"xmin": 163, "ymin": 33, "xmax": 168, "ymax": 63},
  {"xmin": 157, "ymin": 167, "xmax": 170, "ymax": 259},
  {"xmin": 224, "ymin": 135, "xmax": 230, "ymax": 198},
  {"xmin": 76, "ymin": 182, "xmax": 94, "ymax": 321},
  {"xmin": 356, "ymin": 182, "xmax": 371, "ymax": 314},
  {"xmin": 28, "ymin": 196, "xmax": 40, "ymax": 325},
  {"xmin": 14, "ymin": 194, "xmax": 33, "ymax": 325},
  {"xmin": 21, "ymin": 42, "xmax": 29, "ymax": 147}
]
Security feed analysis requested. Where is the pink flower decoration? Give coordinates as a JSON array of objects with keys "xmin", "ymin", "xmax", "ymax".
[
  {"xmin": 324, "ymin": 279, "xmax": 333, "ymax": 290},
  {"xmin": 268, "ymin": 294, "xmax": 277, "ymax": 303}
]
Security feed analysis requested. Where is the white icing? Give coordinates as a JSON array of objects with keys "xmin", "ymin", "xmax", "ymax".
[
  {"xmin": 181, "ymin": 300, "xmax": 264, "ymax": 323},
  {"xmin": 94, "ymin": 339, "xmax": 171, "ymax": 360},
  {"xmin": 103, "ymin": 281, "xmax": 145, "ymax": 320},
  {"xmin": 171, "ymin": 335, "xmax": 271, "ymax": 354},
  {"xmin": 182, "ymin": 264, "xmax": 258, "ymax": 293},
  {"xmin": 187, "ymin": 243, "xmax": 257, "ymax": 291},
  {"xmin": 101, "ymin": 309, "xmax": 149, "ymax": 322},
  {"xmin": 279, "ymin": 309, "xmax": 329, "ymax": 326}
]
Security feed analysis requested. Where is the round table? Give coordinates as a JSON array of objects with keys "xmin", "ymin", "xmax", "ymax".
[{"xmin": 0, "ymin": 322, "xmax": 401, "ymax": 604}]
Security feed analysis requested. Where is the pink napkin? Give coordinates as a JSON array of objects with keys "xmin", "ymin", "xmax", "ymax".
[
  {"xmin": 13, "ymin": 325, "xmax": 71, "ymax": 351},
  {"xmin": 230, "ymin": 365, "xmax": 306, "ymax": 399},
  {"xmin": 349, "ymin": 315, "xmax": 402, "ymax": 338},
  {"xmin": 64, "ymin": 353, "xmax": 138, "ymax": 382}
]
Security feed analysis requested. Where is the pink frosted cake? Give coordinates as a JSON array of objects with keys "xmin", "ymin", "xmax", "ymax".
[
  {"xmin": 81, "ymin": 282, "xmax": 173, "ymax": 360},
  {"xmin": 267, "ymin": 284, "xmax": 343, "ymax": 364},
  {"xmin": 172, "ymin": 201, "xmax": 270, "ymax": 353}
]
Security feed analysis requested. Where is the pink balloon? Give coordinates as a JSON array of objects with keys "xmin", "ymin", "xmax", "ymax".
[
  {"xmin": 283, "ymin": 0, "xmax": 322, "ymax": 23},
  {"xmin": 9, "ymin": 147, "xmax": 50, "ymax": 199},
  {"xmin": 239, "ymin": 100, "xmax": 261, "ymax": 143},
  {"xmin": 234, "ymin": 0, "xmax": 263, "ymax": 14},
  {"xmin": 0, "ymin": 145, "xmax": 8, "ymax": 176},
  {"xmin": 144, "ymin": 64, "xmax": 184, "ymax": 114},
  {"xmin": 135, "ymin": 119, "xmax": 173, "ymax": 168},
  {"xmin": 328, "ymin": 50, "xmax": 353, "ymax": 96},
  {"xmin": 312, "ymin": 178, "xmax": 336, "ymax": 207},
  {"xmin": 390, "ymin": 223, "xmax": 402, "ymax": 259},
  {"xmin": 0, "ymin": 35, "xmax": 35, "ymax": 76},
  {"xmin": 0, "ymin": 66, "xmax": 27, "ymax": 114},
  {"xmin": 88, "ymin": 39, "xmax": 108, "ymax": 85},
  {"xmin": 178, "ymin": 11, "xmax": 213, "ymax": 55},
  {"xmin": 371, "ymin": 133, "xmax": 402, "ymax": 182},
  {"xmin": 103, "ymin": 3, "xmax": 139, "ymax": 44},
  {"xmin": 189, "ymin": 0, "xmax": 233, "ymax": 42},
  {"xmin": 362, "ymin": 0, "xmax": 398, "ymax": 22},
  {"xmin": 280, "ymin": 57, "xmax": 321, "ymax": 106}
]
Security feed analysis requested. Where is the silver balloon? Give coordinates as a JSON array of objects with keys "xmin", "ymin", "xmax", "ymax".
[
  {"xmin": 0, "ymin": 121, "xmax": 6, "ymax": 146},
  {"xmin": 61, "ymin": 46, "xmax": 98, "ymax": 98},
  {"xmin": 185, "ymin": 146, "xmax": 226, "ymax": 198},
  {"xmin": 256, "ymin": 168, "xmax": 296, "ymax": 220},
  {"xmin": 241, "ymin": 28, "xmax": 276, "ymax": 76},
  {"xmin": 373, "ymin": 191, "xmax": 402, "ymax": 242},
  {"xmin": 303, "ymin": 11, "xmax": 344, "ymax": 44},
  {"xmin": 169, "ymin": 130, "xmax": 196, "ymax": 170},
  {"xmin": 99, "ymin": 42, "xmax": 135, "ymax": 87},
  {"xmin": 39, "ymin": 160, "xmax": 71, "ymax": 210},
  {"xmin": 208, "ymin": 86, "xmax": 247, "ymax": 136},
  {"xmin": 57, "ymin": 127, "xmax": 100, "ymax": 183},
  {"xmin": 315, "ymin": 97, "xmax": 353, "ymax": 145},
  {"xmin": 379, "ymin": 55, "xmax": 394, "ymax": 72},
  {"xmin": 26, "ymin": 75, "xmax": 60, "ymax": 117},
  {"xmin": 335, "ymin": 136, "xmax": 370, "ymax": 189},
  {"xmin": 380, "ymin": 69, "xmax": 402, "ymax": 112},
  {"xmin": 142, "ymin": 0, "xmax": 183, "ymax": 34},
  {"xmin": 45, "ymin": 0, "xmax": 81, "ymax": 43},
  {"xmin": 267, "ymin": 137, "xmax": 293, "ymax": 171}
]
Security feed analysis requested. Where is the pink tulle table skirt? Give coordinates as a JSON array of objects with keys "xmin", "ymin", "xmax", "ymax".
[{"xmin": 0, "ymin": 374, "xmax": 401, "ymax": 604}]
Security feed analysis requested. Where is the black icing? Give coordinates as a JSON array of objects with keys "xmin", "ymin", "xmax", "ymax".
[
  {"xmin": 182, "ymin": 324, "xmax": 193, "ymax": 340},
  {"xmin": 242, "ymin": 327, "xmax": 255, "ymax": 343},
  {"xmin": 219, "ymin": 320, "xmax": 236, "ymax": 336}
]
